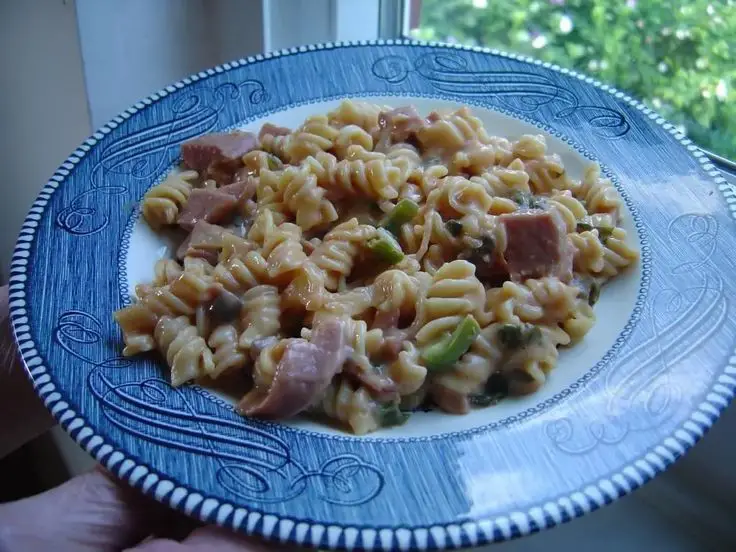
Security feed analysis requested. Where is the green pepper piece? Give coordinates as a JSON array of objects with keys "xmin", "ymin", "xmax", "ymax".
[
  {"xmin": 468, "ymin": 393, "xmax": 497, "ymax": 407},
  {"xmin": 511, "ymin": 191, "xmax": 542, "ymax": 209},
  {"xmin": 497, "ymin": 323, "xmax": 524, "ymax": 349},
  {"xmin": 378, "ymin": 403, "xmax": 409, "ymax": 427},
  {"xmin": 525, "ymin": 325, "xmax": 543, "ymax": 346},
  {"xmin": 511, "ymin": 191, "xmax": 528, "ymax": 205},
  {"xmin": 445, "ymin": 220, "xmax": 463, "ymax": 237},
  {"xmin": 588, "ymin": 282, "xmax": 601, "ymax": 306},
  {"xmin": 380, "ymin": 199, "xmax": 419, "ymax": 235},
  {"xmin": 367, "ymin": 228, "xmax": 405, "ymax": 264},
  {"xmin": 596, "ymin": 226, "xmax": 614, "ymax": 244},
  {"xmin": 266, "ymin": 153, "xmax": 283, "ymax": 171},
  {"xmin": 576, "ymin": 222, "xmax": 614, "ymax": 244},
  {"xmin": 421, "ymin": 315, "xmax": 480, "ymax": 371}
]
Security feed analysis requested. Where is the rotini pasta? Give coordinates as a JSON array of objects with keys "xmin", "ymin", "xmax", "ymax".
[
  {"xmin": 208, "ymin": 324, "xmax": 247, "ymax": 377},
  {"xmin": 239, "ymin": 285, "xmax": 281, "ymax": 349},
  {"xmin": 309, "ymin": 218, "xmax": 377, "ymax": 291},
  {"xmin": 154, "ymin": 315, "xmax": 216, "ymax": 386},
  {"xmin": 312, "ymin": 377, "xmax": 381, "ymax": 435},
  {"xmin": 116, "ymin": 101, "xmax": 638, "ymax": 434},
  {"xmin": 141, "ymin": 169, "xmax": 198, "ymax": 228},
  {"xmin": 259, "ymin": 166, "xmax": 338, "ymax": 231}
]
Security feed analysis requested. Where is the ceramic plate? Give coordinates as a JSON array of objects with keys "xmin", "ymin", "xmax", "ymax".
[{"xmin": 10, "ymin": 41, "xmax": 736, "ymax": 551}]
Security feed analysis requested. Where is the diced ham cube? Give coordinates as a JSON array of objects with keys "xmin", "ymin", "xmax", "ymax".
[
  {"xmin": 177, "ymin": 178, "xmax": 256, "ymax": 231},
  {"xmin": 177, "ymin": 189, "xmax": 238, "ymax": 231},
  {"xmin": 219, "ymin": 178, "xmax": 257, "ymax": 201},
  {"xmin": 181, "ymin": 132, "xmax": 257, "ymax": 172},
  {"xmin": 181, "ymin": 132, "xmax": 257, "ymax": 185},
  {"xmin": 376, "ymin": 106, "xmax": 426, "ymax": 149},
  {"xmin": 258, "ymin": 123, "xmax": 291, "ymax": 141},
  {"xmin": 176, "ymin": 220, "xmax": 231, "ymax": 264},
  {"xmin": 498, "ymin": 210, "xmax": 572, "ymax": 282}
]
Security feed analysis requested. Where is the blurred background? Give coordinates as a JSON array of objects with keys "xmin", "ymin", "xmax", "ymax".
[
  {"xmin": 409, "ymin": 0, "xmax": 736, "ymax": 161},
  {"xmin": 0, "ymin": 1, "xmax": 734, "ymax": 550}
]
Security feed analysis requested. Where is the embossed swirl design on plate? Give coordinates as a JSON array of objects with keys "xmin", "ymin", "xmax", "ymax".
[
  {"xmin": 372, "ymin": 52, "xmax": 630, "ymax": 139},
  {"xmin": 545, "ymin": 214, "xmax": 728, "ymax": 453},
  {"xmin": 53, "ymin": 310, "xmax": 384, "ymax": 506},
  {"xmin": 56, "ymin": 80, "xmax": 269, "ymax": 236}
]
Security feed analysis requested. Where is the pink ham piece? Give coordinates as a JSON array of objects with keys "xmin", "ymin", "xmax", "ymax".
[
  {"xmin": 498, "ymin": 210, "xmax": 573, "ymax": 282},
  {"xmin": 377, "ymin": 106, "xmax": 425, "ymax": 149},
  {"xmin": 177, "ymin": 190, "xmax": 237, "ymax": 231},
  {"xmin": 343, "ymin": 362, "xmax": 398, "ymax": 402},
  {"xmin": 181, "ymin": 132, "xmax": 257, "ymax": 172},
  {"xmin": 176, "ymin": 220, "xmax": 230, "ymax": 264},
  {"xmin": 220, "ymin": 178, "xmax": 256, "ymax": 199},
  {"xmin": 181, "ymin": 132, "xmax": 257, "ymax": 185},
  {"xmin": 258, "ymin": 123, "xmax": 291, "ymax": 141},
  {"xmin": 239, "ymin": 317, "xmax": 351, "ymax": 419},
  {"xmin": 177, "ymin": 179, "xmax": 256, "ymax": 231}
]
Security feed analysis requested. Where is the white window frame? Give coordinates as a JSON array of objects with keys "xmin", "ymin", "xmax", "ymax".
[{"xmin": 263, "ymin": 0, "xmax": 383, "ymax": 52}]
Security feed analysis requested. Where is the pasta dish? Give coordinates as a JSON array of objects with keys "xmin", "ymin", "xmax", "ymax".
[{"xmin": 114, "ymin": 101, "xmax": 639, "ymax": 434}]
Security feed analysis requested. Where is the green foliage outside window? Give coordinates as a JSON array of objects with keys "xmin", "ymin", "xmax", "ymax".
[{"xmin": 411, "ymin": 0, "xmax": 736, "ymax": 159}]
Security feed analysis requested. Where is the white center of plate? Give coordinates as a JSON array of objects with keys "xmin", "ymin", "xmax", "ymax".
[{"xmin": 124, "ymin": 96, "xmax": 643, "ymax": 439}]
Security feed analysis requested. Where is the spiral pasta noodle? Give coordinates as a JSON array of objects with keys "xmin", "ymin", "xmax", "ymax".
[
  {"xmin": 259, "ymin": 166, "xmax": 338, "ymax": 231},
  {"xmin": 154, "ymin": 315, "xmax": 216, "ymax": 386},
  {"xmin": 577, "ymin": 164, "xmax": 622, "ymax": 216},
  {"xmin": 314, "ymin": 377, "xmax": 381, "ymax": 435},
  {"xmin": 327, "ymin": 99, "xmax": 385, "ymax": 133},
  {"xmin": 415, "ymin": 260, "xmax": 487, "ymax": 348},
  {"xmin": 208, "ymin": 324, "xmax": 247, "ymax": 377},
  {"xmin": 310, "ymin": 218, "xmax": 377, "ymax": 291},
  {"xmin": 302, "ymin": 149, "xmax": 402, "ymax": 201},
  {"xmin": 387, "ymin": 342, "xmax": 427, "ymax": 396},
  {"xmin": 115, "ymin": 271, "xmax": 217, "ymax": 356},
  {"xmin": 239, "ymin": 285, "xmax": 281, "ymax": 349},
  {"xmin": 152, "ymin": 259, "xmax": 184, "ymax": 286},
  {"xmin": 430, "ymin": 323, "xmax": 505, "ymax": 413},
  {"xmin": 284, "ymin": 114, "xmax": 340, "ymax": 163},
  {"xmin": 417, "ymin": 107, "xmax": 491, "ymax": 151},
  {"xmin": 141, "ymin": 170, "xmax": 198, "ymax": 228}
]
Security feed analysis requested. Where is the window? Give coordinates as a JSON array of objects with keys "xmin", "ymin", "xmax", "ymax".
[{"xmin": 405, "ymin": 0, "xmax": 736, "ymax": 160}]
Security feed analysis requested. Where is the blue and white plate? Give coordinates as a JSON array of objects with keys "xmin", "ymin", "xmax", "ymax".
[{"xmin": 10, "ymin": 41, "xmax": 736, "ymax": 551}]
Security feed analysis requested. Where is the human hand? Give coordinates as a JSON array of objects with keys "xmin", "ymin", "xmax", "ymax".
[
  {"xmin": 0, "ymin": 285, "xmax": 294, "ymax": 551},
  {"xmin": 0, "ymin": 467, "xmax": 287, "ymax": 551}
]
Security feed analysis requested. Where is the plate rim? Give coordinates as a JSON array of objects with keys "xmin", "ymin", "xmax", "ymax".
[{"xmin": 9, "ymin": 39, "xmax": 736, "ymax": 551}]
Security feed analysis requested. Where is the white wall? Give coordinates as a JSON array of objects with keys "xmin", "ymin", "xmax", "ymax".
[
  {"xmin": 76, "ymin": 0, "xmax": 264, "ymax": 128},
  {"xmin": 0, "ymin": 0, "xmax": 92, "ymax": 276},
  {"xmin": 263, "ymin": 0, "xmax": 379, "ymax": 51}
]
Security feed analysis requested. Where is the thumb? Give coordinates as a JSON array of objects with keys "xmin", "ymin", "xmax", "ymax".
[
  {"xmin": 130, "ymin": 525, "xmax": 295, "ymax": 551},
  {"xmin": 0, "ymin": 467, "xmax": 167, "ymax": 552}
]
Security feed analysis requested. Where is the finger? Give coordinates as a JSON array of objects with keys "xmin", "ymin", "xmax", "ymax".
[
  {"xmin": 185, "ymin": 526, "xmax": 292, "ymax": 551},
  {"xmin": 129, "ymin": 525, "xmax": 295, "ymax": 552},
  {"xmin": 0, "ymin": 467, "xmax": 167, "ymax": 552},
  {"xmin": 0, "ymin": 286, "xmax": 54, "ymax": 459}
]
